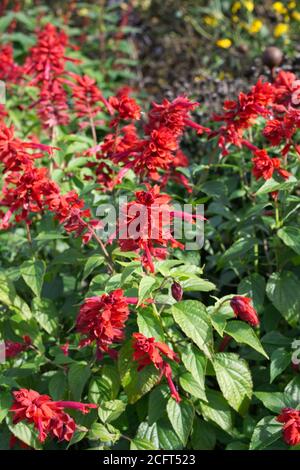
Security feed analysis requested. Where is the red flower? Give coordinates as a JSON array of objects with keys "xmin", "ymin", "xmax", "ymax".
[
  {"xmin": 76, "ymin": 289, "xmax": 130, "ymax": 357},
  {"xmin": 109, "ymin": 88, "xmax": 141, "ymax": 124},
  {"xmin": 68, "ymin": 73, "xmax": 112, "ymax": 121},
  {"xmin": 0, "ymin": 44, "xmax": 22, "ymax": 83},
  {"xmin": 10, "ymin": 389, "xmax": 97, "ymax": 443},
  {"xmin": 230, "ymin": 296, "xmax": 259, "ymax": 326},
  {"xmin": 252, "ymin": 149, "xmax": 290, "ymax": 181},
  {"xmin": 5, "ymin": 336, "xmax": 31, "ymax": 358},
  {"xmin": 132, "ymin": 333, "xmax": 180, "ymax": 402},
  {"xmin": 277, "ymin": 408, "xmax": 300, "ymax": 446}
]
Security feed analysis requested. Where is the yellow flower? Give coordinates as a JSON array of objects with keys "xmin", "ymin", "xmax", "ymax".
[
  {"xmin": 243, "ymin": 1, "xmax": 254, "ymax": 12},
  {"xmin": 78, "ymin": 7, "xmax": 89, "ymax": 16},
  {"xmin": 272, "ymin": 2, "xmax": 287, "ymax": 15},
  {"xmin": 249, "ymin": 19, "xmax": 263, "ymax": 34},
  {"xmin": 274, "ymin": 23, "xmax": 289, "ymax": 37},
  {"xmin": 292, "ymin": 11, "xmax": 300, "ymax": 21},
  {"xmin": 288, "ymin": 1, "xmax": 296, "ymax": 8},
  {"xmin": 232, "ymin": 15, "xmax": 239, "ymax": 23},
  {"xmin": 232, "ymin": 1, "xmax": 241, "ymax": 14},
  {"xmin": 216, "ymin": 38, "xmax": 232, "ymax": 48},
  {"xmin": 203, "ymin": 15, "xmax": 218, "ymax": 27}
]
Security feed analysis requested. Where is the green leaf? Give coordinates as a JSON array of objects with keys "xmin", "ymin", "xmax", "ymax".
[
  {"xmin": 270, "ymin": 348, "xmax": 291, "ymax": 383},
  {"xmin": 0, "ymin": 275, "xmax": 32, "ymax": 320},
  {"xmin": 213, "ymin": 353, "xmax": 253, "ymax": 414},
  {"xmin": 181, "ymin": 344, "xmax": 207, "ymax": 387},
  {"xmin": 88, "ymin": 422, "xmax": 120, "ymax": 443},
  {"xmin": 179, "ymin": 373, "xmax": 206, "ymax": 400},
  {"xmin": 219, "ymin": 238, "xmax": 255, "ymax": 265},
  {"xmin": 7, "ymin": 416, "xmax": 42, "ymax": 450},
  {"xmin": 266, "ymin": 271, "xmax": 300, "ymax": 326},
  {"xmin": 284, "ymin": 377, "xmax": 300, "ymax": 404},
  {"xmin": 148, "ymin": 385, "xmax": 169, "ymax": 425},
  {"xmin": 32, "ymin": 298, "xmax": 58, "ymax": 335},
  {"xmin": 191, "ymin": 417, "xmax": 216, "ymax": 450},
  {"xmin": 137, "ymin": 306, "xmax": 165, "ymax": 341},
  {"xmin": 278, "ymin": 226, "xmax": 300, "ymax": 256},
  {"xmin": 130, "ymin": 438, "xmax": 156, "ymax": 450},
  {"xmin": 199, "ymin": 389, "xmax": 233, "ymax": 433},
  {"xmin": 238, "ymin": 273, "xmax": 266, "ymax": 311},
  {"xmin": 250, "ymin": 416, "xmax": 282, "ymax": 450},
  {"xmin": 136, "ymin": 421, "xmax": 159, "ymax": 449},
  {"xmin": 20, "ymin": 260, "xmax": 46, "ymax": 297},
  {"xmin": 83, "ymin": 255, "xmax": 105, "ymax": 279},
  {"xmin": 156, "ymin": 418, "xmax": 183, "ymax": 450},
  {"xmin": 181, "ymin": 278, "xmax": 216, "ymax": 292},
  {"xmin": 225, "ymin": 321, "xmax": 268, "ymax": 358},
  {"xmin": 118, "ymin": 340, "xmax": 159, "ymax": 404},
  {"xmin": 0, "ymin": 392, "xmax": 12, "ymax": 424},
  {"xmin": 138, "ymin": 276, "xmax": 157, "ymax": 306},
  {"xmin": 166, "ymin": 398, "xmax": 194, "ymax": 446},
  {"xmin": 172, "ymin": 300, "xmax": 213, "ymax": 358},
  {"xmin": 68, "ymin": 363, "xmax": 91, "ymax": 400},
  {"xmin": 49, "ymin": 372, "xmax": 67, "ymax": 400},
  {"xmin": 98, "ymin": 400, "xmax": 126, "ymax": 424},
  {"xmin": 255, "ymin": 175, "xmax": 297, "ymax": 195},
  {"xmin": 88, "ymin": 366, "xmax": 120, "ymax": 404},
  {"xmin": 255, "ymin": 392, "xmax": 291, "ymax": 413}
]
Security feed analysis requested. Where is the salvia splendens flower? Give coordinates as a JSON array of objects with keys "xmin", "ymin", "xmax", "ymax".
[
  {"xmin": 230, "ymin": 296, "xmax": 260, "ymax": 326},
  {"xmin": 277, "ymin": 408, "xmax": 300, "ymax": 446},
  {"xmin": 132, "ymin": 332, "xmax": 181, "ymax": 402},
  {"xmin": 76, "ymin": 289, "xmax": 131, "ymax": 358},
  {"xmin": 10, "ymin": 389, "xmax": 97, "ymax": 443}
]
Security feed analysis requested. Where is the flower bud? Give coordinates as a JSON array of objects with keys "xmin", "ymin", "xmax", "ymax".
[{"xmin": 171, "ymin": 281, "xmax": 183, "ymax": 302}]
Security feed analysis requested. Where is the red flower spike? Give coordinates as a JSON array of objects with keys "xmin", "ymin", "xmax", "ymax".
[
  {"xmin": 76, "ymin": 289, "xmax": 130, "ymax": 356},
  {"xmin": 132, "ymin": 332, "xmax": 180, "ymax": 402},
  {"xmin": 10, "ymin": 389, "xmax": 97, "ymax": 443}
]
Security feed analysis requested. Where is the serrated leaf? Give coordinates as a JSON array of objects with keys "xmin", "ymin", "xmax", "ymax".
[
  {"xmin": 32, "ymin": 298, "xmax": 58, "ymax": 335},
  {"xmin": 166, "ymin": 398, "xmax": 194, "ymax": 446},
  {"xmin": 199, "ymin": 389, "xmax": 233, "ymax": 433},
  {"xmin": 98, "ymin": 400, "xmax": 126, "ymax": 423},
  {"xmin": 68, "ymin": 363, "xmax": 91, "ymax": 400},
  {"xmin": 250, "ymin": 416, "xmax": 282, "ymax": 450},
  {"xmin": 191, "ymin": 417, "xmax": 216, "ymax": 450},
  {"xmin": 266, "ymin": 271, "xmax": 300, "ymax": 326},
  {"xmin": 49, "ymin": 372, "xmax": 67, "ymax": 400},
  {"xmin": 255, "ymin": 392, "xmax": 291, "ymax": 413},
  {"xmin": 148, "ymin": 385, "xmax": 169, "ymax": 425},
  {"xmin": 130, "ymin": 438, "xmax": 156, "ymax": 450},
  {"xmin": 7, "ymin": 416, "xmax": 42, "ymax": 450},
  {"xmin": 172, "ymin": 300, "xmax": 213, "ymax": 358},
  {"xmin": 137, "ymin": 306, "xmax": 165, "ymax": 341},
  {"xmin": 88, "ymin": 366, "xmax": 120, "ymax": 404},
  {"xmin": 238, "ymin": 273, "xmax": 266, "ymax": 311},
  {"xmin": 278, "ymin": 226, "xmax": 300, "ymax": 256},
  {"xmin": 225, "ymin": 321, "xmax": 268, "ymax": 358},
  {"xmin": 138, "ymin": 276, "xmax": 156, "ymax": 306},
  {"xmin": 20, "ymin": 260, "xmax": 46, "ymax": 297},
  {"xmin": 270, "ymin": 348, "xmax": 291, "ymax": 383},
  {"xmin": 88, "ymin": 422, "xmax": 120, "ymax": 443},
  {"xmin": 213, "ymin": 353, "xmax": 253, "ymax": 414}
]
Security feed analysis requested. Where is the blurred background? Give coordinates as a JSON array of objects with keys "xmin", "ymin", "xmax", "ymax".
[{"xmin": 1, "ymin": 0, "xmax": 300, "ymax": 114}]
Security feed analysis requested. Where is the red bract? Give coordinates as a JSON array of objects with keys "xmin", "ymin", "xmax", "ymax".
[
  {"xmin": 277, "ymin": 408, "xmax": 300, "ymax": 446},
  {"xmin": 68, "ymin": 73, "xmax": 112, "ymax": 121},
  {"xmin": 5, "ymin": 337, "xmax": 31, "ymax": 358},
  {"xmin": 109, "ymin": 87, "xmax": 141, "ymax": 125},
  {"xmin": 132, "ymin": 333, "xmax": 180, "ymax": 402},
  {"xmin": 76, "ymin": 289, "xmax": 130, "ymax": 357},
  {"xmin": 24, "ymin": 24, "xmax": 68, "ymax": 83},
  {"xmin": 145, "ymin": 96, "xmax": 205, "ymax": 137},
  {"xmin": 230, "ymin": 296, "xmax": 259, "ymax": 326},
  {"xmin": 10, "ymin": 389, "xmax": 97, "ymax": 443},
  {"xmin": 117, "ymin": 184, "xmax": 185, "ymax": 272},
  {"xmin": 37, "ymin": 80, "xmax": 69, "ymax": 129},
  {"xmin": 0, "ymin": 44, "xmax": 22, "ymax": 83},
  {"xmin": 252, "ymin": 149, "xmax": 290, "ymax": 181}
]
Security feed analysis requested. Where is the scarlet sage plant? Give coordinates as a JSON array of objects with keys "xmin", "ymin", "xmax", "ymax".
[{"xmin": 0, "ymin": 7, "xmax": 299, "ymax": 453}]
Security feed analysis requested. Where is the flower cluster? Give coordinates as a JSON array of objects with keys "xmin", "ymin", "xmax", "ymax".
[
  {"xmin": 10, "ymin": 389, "xmax": 97, "ymax": 443},
  {"xmin": 76, "ymin": 289, "xmax": 131, "ymax": 358}
]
